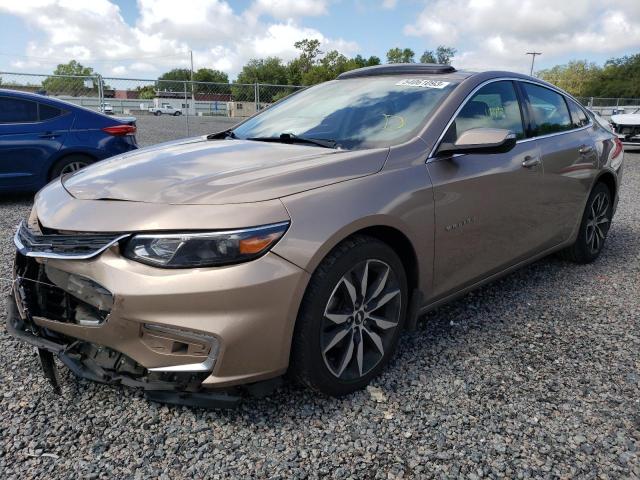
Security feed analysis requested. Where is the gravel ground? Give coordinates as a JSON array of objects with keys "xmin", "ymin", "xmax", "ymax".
[
  {"xmin": 134, "ymin": 115, "xmax": 241, "ymax": 147},
  {"xmin": 0, "ymin": 153, "xmax": 638, "ymax": 479}
]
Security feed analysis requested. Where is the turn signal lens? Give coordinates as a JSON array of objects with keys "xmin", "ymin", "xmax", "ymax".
[{"xmin": 239, "ymin": 232, "xmax": 282, "ymax": 254}]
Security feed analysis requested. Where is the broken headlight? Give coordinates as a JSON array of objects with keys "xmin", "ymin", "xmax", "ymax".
[{"xmin": 123, "ymin": 222, "xmax": 289, "ymax": 268}]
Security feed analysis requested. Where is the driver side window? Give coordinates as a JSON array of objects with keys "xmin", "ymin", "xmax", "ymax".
[{"xmin": 444, "ymin": 81, "xmax": 525, "ymax": 143}]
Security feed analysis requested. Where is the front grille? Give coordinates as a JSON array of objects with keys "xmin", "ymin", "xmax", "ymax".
[
  {"xmin": 15, "ymin": 254, "xmax": 112, "ymax": 325},
  {"xmin": 14, "ymin": 221, "xmax": 127, "ymax": 259}
]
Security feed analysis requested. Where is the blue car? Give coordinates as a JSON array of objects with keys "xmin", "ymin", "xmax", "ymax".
[{"xmin": 0, "ymin": 89, "xmax": 138, "ymax": 193}]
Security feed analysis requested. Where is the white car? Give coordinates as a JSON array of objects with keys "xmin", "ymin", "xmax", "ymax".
[
  {"xmin": 101, "ymin": 102, "xmax": 113, "ymax": 115},
  {"xmin": 610, "ymin": 108, "xmax": 640, "ymax": 146},
  {"xmin": 587, "ymin": 109, "xmax": 614, "ymax": 133},
  {"xmin": 149, "ymin": 104, "xmax": 183, "ymax": 116}
]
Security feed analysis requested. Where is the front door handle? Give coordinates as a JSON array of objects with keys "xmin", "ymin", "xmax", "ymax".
[
  {"xmin": 522, "ymin": 156, "xmax": 541, "ymax": 168},
  {"xmin": 578, "ymin": 144, "xmax": 594, "ymax": 155}
]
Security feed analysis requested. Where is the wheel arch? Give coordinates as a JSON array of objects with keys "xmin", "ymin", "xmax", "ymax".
[
  {"xmin": 47, "ymin": 151, "xmax": 98, "ymax": 180},
  {"xmin": 349, "ymin": 225, "xmax": 419, "ymax": 297},
  {"xmin": 594, "ymin": 169, "xmax": 618, "ymax": 204}
]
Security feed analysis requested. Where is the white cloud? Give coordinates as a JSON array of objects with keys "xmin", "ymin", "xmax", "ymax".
[
  {"xmin": 382, "ymin": 0, "xmax": 398, "ymax": 9},
  {"xmin": 0, "ymin": 0, "xmax": 355, "ymax": 78},
  {"xmin": 249, "ymin": 0, "xmax": 329, "ymax": 19},
  {"xmin": 404, "ymin": 0, "xmax": 640, "ymax": 73}
]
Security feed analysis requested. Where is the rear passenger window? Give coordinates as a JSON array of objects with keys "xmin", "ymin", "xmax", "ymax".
[
  {"xmin": 567, "ymin": 100, "xmax": 589, "ymax": 128},
  {"xmin": 445, "ymin": 81, "xmax": 524, "ymax": 142},
  {"xmin": 522, "ymin": 83, "xmax": 572, "ymax": 135},
  {"xmin": 0, "ymin": 97, "xmax": 38, "ymax": 123},
  {"xmin": 39, "ymin": 103, "xmax": 63, "ymax": 121}
]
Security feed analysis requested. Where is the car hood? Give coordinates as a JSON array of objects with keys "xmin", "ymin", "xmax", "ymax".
[
  {"xmin": 611, "ymin": 113, "xmax": 640, "ymax": 125},
  {"xmin": 62, "ymin": 137, "xmax": 389, "ymax": 205}
]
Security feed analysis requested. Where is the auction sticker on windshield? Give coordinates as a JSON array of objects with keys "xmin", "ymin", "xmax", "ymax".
[{"xmin": 396, "ymin": 79, "xmax": 451, "ymax": 88}]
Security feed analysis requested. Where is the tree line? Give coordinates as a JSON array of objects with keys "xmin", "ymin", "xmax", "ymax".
[
  {"xmin": 29, "ymin": 41, "xmax": 456, "ymax": 102},
  {"xmin": 18, "ymin": 45, "xmax": 640, "ymax": 101},
  {"xmin": 538, "ymin": 54, "xmax": 640, "ymax": 98}
]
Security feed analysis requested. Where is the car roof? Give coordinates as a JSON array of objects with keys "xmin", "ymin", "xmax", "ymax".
[
  {"xmin": 0, "ymin": 88, "xmax": 91, "ymax": 110},
  {"xmin": 337, "ymin": 63, "xmax": 476, "ymax": 82}
]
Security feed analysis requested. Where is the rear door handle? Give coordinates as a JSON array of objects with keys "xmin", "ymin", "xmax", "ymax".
[
  {"xmin": 522, "ymin": 156, "xmax": 541, "ymax": 168},
  {"xmin": 39, "ymin": 131, "xmax": 59, "ymax": 139},
  {"xmin": 578, "ymin": 144, "xmax": 594, "ymax": 155}
]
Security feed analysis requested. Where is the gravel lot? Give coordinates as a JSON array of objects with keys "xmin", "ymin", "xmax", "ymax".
[
  {"xmin": 0, "ymin": 152, "xmax": 638, "ymax": 479},
  {"xmin": 134, "ymin": 115, "xmax": 241, "ymax": 147}
]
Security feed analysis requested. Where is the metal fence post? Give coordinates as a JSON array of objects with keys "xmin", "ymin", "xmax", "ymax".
[
  {"xmin": 97, "ymin": 75, "xmax": 104, "ymax": 112},
  {"xmin": 184, "ymin": 81, "xmax": 190, "ymax": 137},
  {"xmin": 254, "ymin": 83, "xmax": 258, "ymax": 112}
]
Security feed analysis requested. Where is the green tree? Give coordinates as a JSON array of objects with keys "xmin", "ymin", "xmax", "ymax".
[
  {"xmin": 233, "ymin": 57, "xmax": 289, "ymax": 101},
  {"xmin": 193, "ymin": 68, "xmax": 230, "ymax": 94},
  {"xmin": 595, "ymin": 54, "xmax": 640, "ymax": 97},
  {"xmin": 420, "ymin": 46, "xmax": 456, "ymax": 64},
  {"xmin": 193, "ymin": 68, "xmax": 228, "ymax": 84},
  {"xmin": 136, "ymin": 85, "xmax": 156, "ymax": 99},
  {"xmin": 156, "ymin": 68, "xmax": 191, "ymax": 92},
  {"xmin": 42, "ymin": 60, "xmax": 98, "ymax": 96},
  {"xmin": 538, "ymin": 60, "xmax": 601, "ymax": 97},
  {"xmin": 294, "ymin": 39, "xmax": 323, "ymax": 72},
  {"xmin": 420, "ymin": 51, "xmax": 437, "ymax": 63},
  {"xmin": 157, "ymin": 67, "xmax": 230, "ymax": 94},
  {"xmin": 386, "ymin": 48, "xmax": 415, "ymax": 63}
]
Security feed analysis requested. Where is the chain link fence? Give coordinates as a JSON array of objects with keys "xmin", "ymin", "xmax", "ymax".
[
  {"xmin": 0, "ymin": 71, "xmax": 305, "ymax": 146},
  {"xmin": 575, "ymin": 97, "xmax": 640, "ymax": 119},
  {"xmin": 2, "ymin": 71, "xmax": 639, "ymax": 145}
]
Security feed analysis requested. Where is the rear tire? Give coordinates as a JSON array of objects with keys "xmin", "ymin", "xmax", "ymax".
[
  {"xmin": 560, "ymin": 182, "xmax": 613, "ymax": 264},
  {"xmin": 290, "ymin": 235, "xmax": 408, "ymax": 397},
  {"xmin": 174, "ymin": 111, "xmax": 182, "ymax": 116},
  {"xmin": 154, "ymin": 111, "xmax": 161, "ymax": 116},
  {"xmin": 49, "ymin": 154, "xmax": 94, "ymax": 180}
]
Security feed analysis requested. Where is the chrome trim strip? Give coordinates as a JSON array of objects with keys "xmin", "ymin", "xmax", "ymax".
[
  {"xmin": 130, "ymin": 221, "xmax": 290, "ymax": 240},
  {"xmin": 427, "ymin": 77, "xmax": 594, "ymax": 161},
  {"xmin": 144, "ymin": 324, "xmax": 219, "ymax": 373},
  {"xmin": 13, "ymin": 221, "xmax": 129, "ymax": 260}
]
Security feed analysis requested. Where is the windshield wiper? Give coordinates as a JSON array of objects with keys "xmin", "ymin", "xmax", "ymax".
[
  {"xmin": 207, "ymin": 129, "xmax": 237, "ymax": 140},
  {"xmin": 247, "ymin": 133, "xmax": 338, "ymax": 149}
]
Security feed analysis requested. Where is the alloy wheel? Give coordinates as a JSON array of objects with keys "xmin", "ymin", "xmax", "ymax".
[
  {"xmin": 321, "ymin": 259, "xmax": 402, "ymax": 381},
  {"xmin": 59, "ymin": 161, "xmax": 88, "ymax": 175},
  {"xmin": 585, "ymin": 191, "xmax": 610, "ymax": 254}
]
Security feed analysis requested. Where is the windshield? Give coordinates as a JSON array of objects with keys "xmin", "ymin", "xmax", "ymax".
[{"xmin": 232, "ymin": 77, "xmax": 458, "ymax": 150}]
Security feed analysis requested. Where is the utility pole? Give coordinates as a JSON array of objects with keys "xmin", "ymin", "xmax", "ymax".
[{"xmin": 526, "ymin": 52, "xmax": 542, "ymax": 76}]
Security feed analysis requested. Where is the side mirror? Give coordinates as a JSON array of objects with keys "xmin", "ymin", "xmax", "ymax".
[{"xmin": 437, "ymin": 128, "xmax": 517, "ymax": 156}]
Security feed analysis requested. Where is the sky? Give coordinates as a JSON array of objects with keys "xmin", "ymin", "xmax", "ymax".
[{"xmin": 0, "ymin": 0, "xmax": 639, "ymax": 81}]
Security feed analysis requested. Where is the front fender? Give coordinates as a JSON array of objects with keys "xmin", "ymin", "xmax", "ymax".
[{"xmin": 272, "ymin": 164, "xmax": 435, "ymax": 295}]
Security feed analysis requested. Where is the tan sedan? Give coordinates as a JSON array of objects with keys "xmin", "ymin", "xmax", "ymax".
[{"xmin": 7, "ymin": 64, "xmax": 623, "ymax": 407}]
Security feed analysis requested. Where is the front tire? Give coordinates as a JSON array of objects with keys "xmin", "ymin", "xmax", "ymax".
[
  {"xmin": 560, "ymin": 182, "xmax": 613, "ymax": 263},
  {"xmin": 290, "ymin": 235, "xmax": 408, "ymax": 397}
]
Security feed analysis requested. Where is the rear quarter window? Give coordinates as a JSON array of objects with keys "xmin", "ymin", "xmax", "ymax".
[
  {"xmin": 566, "ymin": 100, "xmax": 590, "ymax": 128},
  {"xmin": 39, "ymin": 103, "xmax": 63, "ymax": 121}
]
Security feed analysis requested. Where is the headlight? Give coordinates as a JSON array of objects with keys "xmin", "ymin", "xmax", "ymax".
[{"xmin": 123, "ymin": 222, "xmax": 289, "ymax": 268}]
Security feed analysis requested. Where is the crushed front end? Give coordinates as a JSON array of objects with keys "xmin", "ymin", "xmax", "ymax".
[
  {"xmin": 6, "ymin": 217, "xmax": 306, "ymax": 408},
  {"xmin": 611, "ymin": 119, "xmax": 640, "ymax": 146}
]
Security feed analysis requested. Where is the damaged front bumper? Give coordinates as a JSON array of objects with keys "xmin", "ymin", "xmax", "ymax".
[
  {"xmin": 5, "ymin": 291, "xmax": 243, "ymax": 408},
  {"xmin": 612, "ymin": 123, "xmax": 640, "ymax": 145}
]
